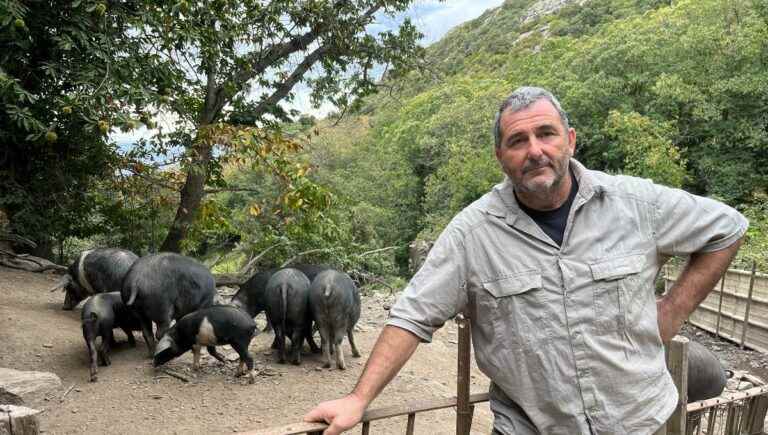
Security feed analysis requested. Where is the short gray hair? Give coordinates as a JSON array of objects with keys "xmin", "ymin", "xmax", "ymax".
[{"xmin": 493, "ymin": 86, "xmax": 570, "ymax": 148}]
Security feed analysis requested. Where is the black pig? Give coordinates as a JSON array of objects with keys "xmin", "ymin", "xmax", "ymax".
[
  {"xmin": 264, "ymin": 268, "xmax": 313, "ymax": 365},
  {"xmin": 122, "ymin": 253, "xmax": 216, "ymax": 355},
  {"xmin": 81, "ymin": 292, "xmax": 142, "ymax": 382},
  {"xmin": 309, "ymin": 269, "xmax": 361, "ymax": 369}
]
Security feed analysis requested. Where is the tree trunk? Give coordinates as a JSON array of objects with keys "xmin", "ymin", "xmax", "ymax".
[
  {"xmin": 0, "ymin": 405, "xmax": 40, "ymax": 435},
  {"xmin": 159, "ymin": 142, "xmax": 212, "ymax": 253}
]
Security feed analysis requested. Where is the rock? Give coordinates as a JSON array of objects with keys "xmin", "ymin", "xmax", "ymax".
[
  {"xmin": 0, "ymin": 387, "xmax": 23, "ymax": 406},
  {"xmin": 0, "ymin": 368, "xmax": 61, "ymax": 405},
  {"xmin": 41, "ymin": 344, "xmax": 52, "ymax": 349}
]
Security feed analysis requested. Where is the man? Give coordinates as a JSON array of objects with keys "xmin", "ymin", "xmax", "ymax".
[{"xmin": 304, "ymin": 87, "xmax": 748, "ymax": 434}]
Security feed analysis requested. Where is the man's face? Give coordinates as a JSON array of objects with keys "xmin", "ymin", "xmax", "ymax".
[{"xmin": 495, "ymin": 99, "xmax": 576, "ymax": 197}]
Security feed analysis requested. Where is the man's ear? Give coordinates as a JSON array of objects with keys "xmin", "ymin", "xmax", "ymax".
[{"xmin": 567, "ymin": 127, "xmax": 577, "ymax": 156}]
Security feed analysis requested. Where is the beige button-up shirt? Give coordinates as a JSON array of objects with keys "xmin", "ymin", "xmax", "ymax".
[{"xmin": 388, "ymin": 159, "xmax": 748, "ymax": 435}]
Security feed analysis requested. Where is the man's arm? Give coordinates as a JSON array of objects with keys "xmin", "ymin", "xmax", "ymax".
[
  {"xmin": 657, "ymin": 238, "xmax": 743, "ymax": 343},
  {"xmin": 303, "ymin": 325, "xmax": 421, "ymax": 435}
]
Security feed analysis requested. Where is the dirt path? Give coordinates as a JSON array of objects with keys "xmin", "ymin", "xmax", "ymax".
[{"xmin": 0, "ymin": 266, "xmax": 493, "ymax": 434}]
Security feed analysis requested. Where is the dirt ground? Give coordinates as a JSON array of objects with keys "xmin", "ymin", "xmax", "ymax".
[
  {"xmin": 4, "ymin": 266, "xmax": 768, "ymax": 434},
  {"xmin": 0, "ymin": 266, "xmax": 493, "ymax": 434}
]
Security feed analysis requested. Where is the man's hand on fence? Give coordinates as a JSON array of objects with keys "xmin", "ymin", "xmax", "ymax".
[{"xmin": 304, "ymin": 393, "xmax": 367, "ymax": 435}]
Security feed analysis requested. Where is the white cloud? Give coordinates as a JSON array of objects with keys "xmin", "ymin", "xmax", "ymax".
[{"xmin": 406, "ymin": 0, "xmax": 506, "ymax": 45}]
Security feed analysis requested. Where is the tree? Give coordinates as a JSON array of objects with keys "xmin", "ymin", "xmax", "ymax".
[
  {"xmin": 0, "ymin": 0, "xmax": 151, "ymax": 255},
  {"xmin": 124, "ymin": 0, "xmax": 424, "ymax": 252}
]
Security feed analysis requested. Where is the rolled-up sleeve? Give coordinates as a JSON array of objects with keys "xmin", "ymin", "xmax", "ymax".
[
  {"xmin": 651, "ymin": 183, "xmax": 748, "ymax": 256},
  {"xmin": 387, "ymin": 227, "xmax": 468, "ymax": 343}
]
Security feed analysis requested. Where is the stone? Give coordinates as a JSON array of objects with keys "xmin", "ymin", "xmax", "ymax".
[{"xmin": 0, "ymin": 368, "xmax": 61, "ymax": 405}]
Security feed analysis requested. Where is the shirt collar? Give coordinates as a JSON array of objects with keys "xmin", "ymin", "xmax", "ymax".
[{"xmin": 484, "ymin": 158, "xmax": 606, "ymax": 222}]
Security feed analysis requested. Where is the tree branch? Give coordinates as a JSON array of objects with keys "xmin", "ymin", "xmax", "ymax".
[
  {"xmin": 250, "ymin": 45, "xmax": 329, "ymax": 119},
  {"xmin": 356, "ymin": 246, "xmax": 399, "ymax": 258},
  {"xmin": 204, "ymin": 187, "xmax": 262, "ymax": 194}
]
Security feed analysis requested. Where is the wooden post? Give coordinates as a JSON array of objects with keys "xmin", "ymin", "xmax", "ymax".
[
  {"xmin": 741, "ymin": 262, "xmax": 757, "ymax": 349},
  {"xmin": 405, "ymin": 413, "xmax": 416, "ymax": 435},
  {"xmin": 456, "ymin": 312, "xmax": 474, "ymax": 435},
  {"xmin": 665, "ymin": 336, "xmax": 688, "ymax": 435},
  {"xmin": 715, "ymin": 274, "xmax": 726, "ymax": 337},
  {"xmin": 0, "ymin": 405, "xmax": 40, "ymax": 435}
]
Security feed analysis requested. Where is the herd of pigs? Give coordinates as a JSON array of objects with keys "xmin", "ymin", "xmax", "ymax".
[
  {"xmin": 48, "ymin": 247, "xmax": 361, "ymax": 383},
  {"xmin": 46, "ymin": 247, "xmax": 732, "ymax": 405}
]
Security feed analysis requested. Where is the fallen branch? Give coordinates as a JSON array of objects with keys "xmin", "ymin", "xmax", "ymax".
[
  {"xmin": 59, "ymin": 383, "xmax": 75, "ymax": 403},
  {"xmin": 280, "ymin": 248, "xmax": 335, "ymax": 268},
  {"xmin": 0, "ymin": 233, "xmax": 37, "ymax": 249},
  {"xmin": 161, "ymin": 369, "xmax": 191, "ymax": 383},
  {"xmin": 0, "ymin": 250, "xmax": 67, "ymax": 274},
  {"xmin": 213, "ymin": 273, "xmax": 247, "ymax": 287},
  {"xmin": 241, "ymin": 241, "xmax": 291, "ymax": 276}
]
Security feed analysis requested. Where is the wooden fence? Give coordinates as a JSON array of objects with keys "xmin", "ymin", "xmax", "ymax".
[
  {"xmin": 664, "ymin": 263, "xmax": 768, "ymax": 352},
  {"xmin": 244, "ymin": 328, "xmax": 767, "ymax": 434}
]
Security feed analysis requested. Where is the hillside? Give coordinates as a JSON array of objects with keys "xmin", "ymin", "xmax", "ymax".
[{"xmin": 303, "ymin": 0, "xmax": 767, "ymax": 265}]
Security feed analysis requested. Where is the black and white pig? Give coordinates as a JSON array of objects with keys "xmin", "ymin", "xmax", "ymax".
[
  {"xmin": 121, "ymin": 253, "xmax": 216, "ymax": 355},
  {"xmin": 153, "ymin": 306, "xmax": 257, "ymax": 382},
  {"xmin": 81, "ymin": 292, "xmax": 142, "ymax": 382},
  {"xmin": 309, "ymin": 269, "xmax": 361, "ymax": 369},
  {"xmin": 687, "ymin": 340, "xmax": 727, "ymax": 402},
  {"xmin": 50, "ymin": 248, "xmax": 138, "ymax": 310},
  {"xmin": 264, "ymin": 268, "xmax": 314, "ymax": 365}
]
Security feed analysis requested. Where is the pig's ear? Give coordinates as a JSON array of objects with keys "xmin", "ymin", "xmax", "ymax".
[
  {"xmin": 49, "ymin": 274, "xmax": 72, "ymax": 292},
  {"xmin": 154, "ymin": 335, "xmax": 174, "ymax": 356}
]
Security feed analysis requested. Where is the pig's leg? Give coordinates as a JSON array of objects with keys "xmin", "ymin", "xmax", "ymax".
[
  {"xmin": 305, "ymin": 324, "xmax": 321, "ymax": 354},
  {"xmin": 138, "ymin": 314, "xmax": 155, "ymax": 357},
  {"xmin": 274, "ymin": 325, "xmax": 286, "ymax": 364},
  {"xmin": 290, "ymin": 328, "xmax": 303, "ymax": 365},
  {"xmin": 206, "ymin": 346, "xmax": 226, "ymax": 364},
  {"xmin": 101, "ymin": 330, "xmax": 113, "ymax": 366},
  {"xmin": 192, "ymin": 345, "xmax": 202, "ymax": 371},
  {"xmin": 334, "ymin": 333, "xmax": 345, "ymax": 370},
  {"xmin": 348, "ymin": 328, "xmax": 361, "ymax": 358},
  {"xmin": 85, "ymin": 336, "xmax": 98, "ymax": 382},
  {"xmin": 122, "ymin": 327, "xmax": 137, "ymax": 347},
  {"xmin": 231, "ymin": 340, "xmax": 255, "ymax": 383},
  {"xmin": 321, "ymin": 327, "xmax": 332, "ymax": 369}
]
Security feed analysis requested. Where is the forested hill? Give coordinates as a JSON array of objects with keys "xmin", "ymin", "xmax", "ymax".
[{"xmin": 302, "ymin": 0, "xmax": 767, "ymax": 267}]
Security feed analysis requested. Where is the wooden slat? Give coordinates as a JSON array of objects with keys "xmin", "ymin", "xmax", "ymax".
[
  {"xmin": 741, "ymin": 262, "xmax": 758, "ymax": 348},
  {"xmin": 716, "ymin": 275, "xmax": 725, "ymax": 336},
  {"xmin": 405, "ymin": 413, "xmax": 415, "ymax": 435},
  {"xmin": 686, "ymin": 386, "xmax": 768, "ymax": 412},
  {"xmin": 240, "ymin": 393, "xmax": 491, "ymax": 435}
]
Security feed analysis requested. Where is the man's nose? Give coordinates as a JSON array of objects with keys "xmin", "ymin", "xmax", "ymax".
[{"xmin": 528, "ymin": 136, "xmax": 544, "ymax": 159}]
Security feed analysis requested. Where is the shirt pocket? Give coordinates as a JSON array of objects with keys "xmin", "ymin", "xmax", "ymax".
[
  {"xmin": 480, "ymin": 270, "xmax": 553, "ymax": 346},
  {"xmin": 589, "ymin": 254, "xmax": 644, "ymax": 334}
]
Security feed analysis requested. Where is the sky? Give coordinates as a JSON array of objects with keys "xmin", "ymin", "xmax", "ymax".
[{"xmin": 111, "ymin": 0, "xmax": 506, "ymax": 146}]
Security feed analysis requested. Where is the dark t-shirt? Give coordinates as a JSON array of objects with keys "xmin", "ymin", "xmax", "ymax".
[{"xmin": 516, "ymin": 170, "xmax": 578, "ymax": 246}]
